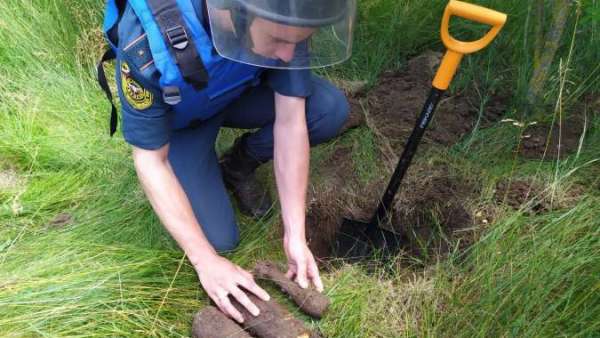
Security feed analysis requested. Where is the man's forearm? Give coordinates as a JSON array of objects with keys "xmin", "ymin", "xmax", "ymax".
[
  {"xmin": 133, "ymin": 145, "xmax": 217, "ymax": 267},
  {"xmin": 273, "ymin": 93, "xmax": 310, "ymax": 241}
]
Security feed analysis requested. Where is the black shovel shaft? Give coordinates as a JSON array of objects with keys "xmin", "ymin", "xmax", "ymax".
[{"xmin": 370, "ymin": 87, "xmax": 445, "ymax": 225}]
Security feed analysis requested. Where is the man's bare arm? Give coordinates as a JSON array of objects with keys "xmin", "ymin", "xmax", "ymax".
[
  {"xmin": 132, "ymin": 144, "xmax": 217, "ymax": 265},
  {"xmin": 273, "ymin": 94, "xmax": 310, "ymax": 241},
  {"xmin": 273, "ymin": 93, "xmax": 323, "ymax": 291},
  {"xmin": 132, "ymin": 144, "xmax": 270, "ymax": 323}
]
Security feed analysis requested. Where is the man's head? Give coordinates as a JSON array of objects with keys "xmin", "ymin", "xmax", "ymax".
[
  {"xmin": 247, "ymin": 17, "xmax": 315, "ymax": 63},
  {"xmin": 207, "ymin": 0, "xmax": 356, "ymax": 69}
]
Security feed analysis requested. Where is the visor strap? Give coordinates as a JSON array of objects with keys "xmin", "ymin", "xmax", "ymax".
[
  {"xmin": 146, "ymin": 0, "xmax": 209, "ymax": 90},
  {"xmin": 231, "ymin": 6, "xmax": 254, "ymax": 50}
]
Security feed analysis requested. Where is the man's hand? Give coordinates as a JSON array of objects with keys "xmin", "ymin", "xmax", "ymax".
[
  {"xmin": 195, "ymin": 254, "xmax": 271, "ymax": 323},
  {"xmin": 283, "ymin": 235, "xmax": 324, "ymax": 292}
]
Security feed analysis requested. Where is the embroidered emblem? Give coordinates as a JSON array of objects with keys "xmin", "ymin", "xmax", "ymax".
[{"xmin": 121, "ymin": 62, "xmax": 153, "ymax": 110}]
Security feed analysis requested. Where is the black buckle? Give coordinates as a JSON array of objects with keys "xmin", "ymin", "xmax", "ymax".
[
  {"xmin": 162, "ymin": 86, "xmax": 182, "ymax": 105},
  {"xmin": 166, "ymin": 25, "xmax": 189, "ymax": 50}
]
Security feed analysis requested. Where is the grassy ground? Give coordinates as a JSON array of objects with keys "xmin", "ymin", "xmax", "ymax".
[{"xmin": 1, "ymin": 0, "xmax": 599, "ymax": 337}]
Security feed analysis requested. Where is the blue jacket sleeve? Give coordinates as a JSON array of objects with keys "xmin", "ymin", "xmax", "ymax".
[
  {"xmin": 116, "ymin": 5, "xmax": 172, "ymax": 150},
  {"xmin": 116, "ymin": 58, "xmax": 172, "ymax": 150},
  {"xmin": 265, "ymin": 68, "xmax": 314, "ymax": 98},
  {"xmin": 265, "ymin": 39, "xmax": 314, "ymax": 97}
]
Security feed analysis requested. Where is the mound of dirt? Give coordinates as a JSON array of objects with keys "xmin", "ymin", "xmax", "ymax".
[
  {"xmin": 494, "ymin": 178, "xmax": 585, "ymax": 214},
  {"xmin": 335, "ymin": 51, "xmax": 507, "ymax": 142},
  {"xmin": 519, "ymin": 116, "xmax": 586, "ymax": 160},
  {"xmin": 494, "ymin": 179, "xmax": 548, "ymax": 214},
  {"xmin": 366, "ymin": 51, "xmax": 506, "ymax": 151}
]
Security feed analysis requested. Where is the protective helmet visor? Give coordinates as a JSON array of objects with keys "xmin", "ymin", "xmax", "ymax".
[{"xmin": 206, "ymin": 0, "xmax": 356, "ymax": 69}]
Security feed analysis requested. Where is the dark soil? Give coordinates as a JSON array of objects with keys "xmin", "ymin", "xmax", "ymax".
[
  {"xmin": 582, "ymin": 92, "xmax": 600, "ymax": 115},
  {"xmin": 306, "ymin": 146, "xmax": 366, "ymax": 260},
  {"xmin": 495, "ymin": 178, "xmax": 585, "ymax": 214},
  {"xmin": 306, "ymin": 162, "xmax": 476, "ymax": 262},
  {"xmin": 519, "ymin": 115, "xmax": 587, "ymax": 160},
  {"xmin": 389, "ymin": 167, "xmax": 476, "ymax": 258},
  {"xmin": 47, "ymin": 212, "xmax": 73, "ymax": 228},
  {"xmin": 254, "ymin": 261, "xmax": 330, "ymax": 319},
  {"xmin": 231, "ymin": 292, "xmax": 311, "ymax": 338},
  {"xmin": 494, "ymin": 179, "xmax": 548, "ymax": 214},
  {"xmin": 337, "ymin": 51, "xmax": 509, "ymax": 148},
  {"xmin": 192, "ymin": 306, "xmax": 251, "ymax": 338},
  {"xmin": 305, "ymin": 52, "xmax": 508, "ymax": 263},
  {"xmin": 366, "ymin": 51, "xmax": 506, "ymax": 150}
]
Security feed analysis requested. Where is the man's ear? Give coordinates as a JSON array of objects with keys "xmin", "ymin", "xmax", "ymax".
[
  {"xmin": 210, "ymin": 0, "xmax": 235, "ymax": 9},
  {"xmin": 230, "ymin": 7, "xmax": 255, "ymax": 49},
  {"xmin": 211, "ymin": 8, "xmax": 236, "ymax": 33}
]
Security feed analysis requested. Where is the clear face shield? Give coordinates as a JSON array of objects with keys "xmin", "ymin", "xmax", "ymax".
[{"xmin": 206, "ymin": 0, "xmax": 357, "ymax": 69}]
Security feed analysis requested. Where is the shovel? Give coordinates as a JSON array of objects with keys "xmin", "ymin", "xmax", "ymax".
[{"xmin": 333, "ymin": 0, "xmax": 507, "ymax": 260}]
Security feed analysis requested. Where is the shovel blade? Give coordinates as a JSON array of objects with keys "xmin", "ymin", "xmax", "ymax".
[{"xmin": 333, "ymin": 217, "xmax": 403, "ymax": 261}]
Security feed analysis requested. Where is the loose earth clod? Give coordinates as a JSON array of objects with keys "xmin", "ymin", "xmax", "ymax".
[
  {"xmin": 254, "ymin": 261, "xmax": 331, "ymax": 318},
  {"xmin": 47, "ymin": 212, "xmax": 74, "ymax": 228},
  {"xmin": 519, "ymin": 116, "xmax": 585, "ymax": 160},
  {"xmin": 231, "ymin": 292, "xmax": 311, "ymax": 338},
  {"xmin": 192, "ymin": 306, "xmax": 251, "ymax": 338}
]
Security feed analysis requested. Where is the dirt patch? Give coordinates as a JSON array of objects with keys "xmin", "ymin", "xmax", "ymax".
[
  {"xmin": 47, "ymin": 212, "xmax": 74, "ymax": 229},
  {"xmin": 306, "ymin": 153, "xmax": 476, "ymax": 263},
  {"xmin": 519, "ymin": 116, "xmax": 586, "ymax": 160},
  {"xmin": 335, "ymin": 51, "xmax": 508, "ymax": 143},
  {"xmin": 306, "ymin": 199, "xmax": 343, "ymax": 261},
  {"xmin": 582, "ymin": 92, "xmax": 600, "ymax": 114},
  {"xmin": 495, "ymin": 178, "xmax": 585, "ymax": 213},
  {"xmin": 366, "ymin": 51, "xmax": 506, "ymax": 151},
  {"xmin": 495, "ymin": 179, "xmax": 548, "ymax": 214},
  {"xmin": 389, "ymin": 167, "xmax": 476, "ymax": 258},
  {"xmin": 306, "ymin": 147, "xmax": 358, "ymax": 260}
]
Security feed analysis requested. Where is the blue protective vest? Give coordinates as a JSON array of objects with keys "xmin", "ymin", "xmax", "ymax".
[{"xmin": 102, "ymin": 0, "xmax": 263, "ymax": 130}]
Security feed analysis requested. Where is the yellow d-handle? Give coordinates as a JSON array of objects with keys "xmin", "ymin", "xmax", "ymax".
[{"xmin": 432, "ymin": 0, "xmax": 507, "ymax": 90}]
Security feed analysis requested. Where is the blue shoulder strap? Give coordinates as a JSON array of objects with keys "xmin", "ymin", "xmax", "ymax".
[{"xmin": 145, "ymin": 0, "xmax": 209, "ymax": 90}]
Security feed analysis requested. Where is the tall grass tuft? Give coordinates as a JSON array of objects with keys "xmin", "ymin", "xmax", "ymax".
[{"xmin": 437, "ymin": 198, "xmax": 600, "ymax": 337}]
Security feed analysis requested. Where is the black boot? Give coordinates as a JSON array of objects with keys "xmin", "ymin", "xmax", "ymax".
[{"xmin": 220, "ymin": 134, "xmax": 273, "ymax": 218}]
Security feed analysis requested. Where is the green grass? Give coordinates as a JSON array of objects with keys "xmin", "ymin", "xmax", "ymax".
[
  {"xmin": 439, "ymin": 198, "xmax": 600, "ymax": 337},
  {"xmin": 1, "ymin": 0, "xmax": 599, "ymax": 337}
]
